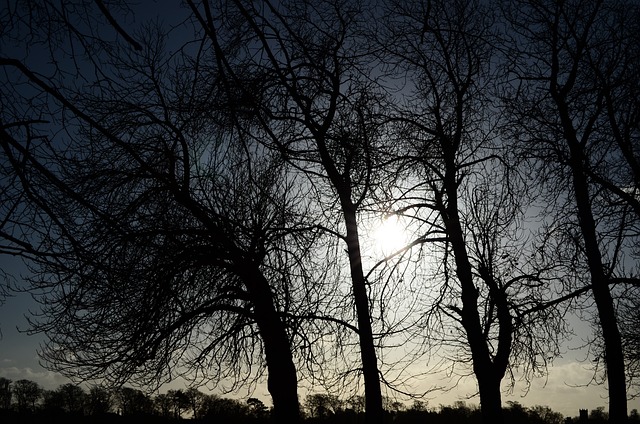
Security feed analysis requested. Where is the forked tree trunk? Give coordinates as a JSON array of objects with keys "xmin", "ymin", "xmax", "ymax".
[
  {"xmin": 443, "ymin": 163, "xmax": 508, "ymax": 424},
  {"xmin": 452, "ymin": 235, "xmax": 506, "ymax": 424},
  {"xmin": 245, "ymin": 268, "xmax": 301, "ymax": 423}
]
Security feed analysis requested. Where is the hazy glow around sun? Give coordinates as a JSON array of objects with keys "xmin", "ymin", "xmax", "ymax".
[{"xmin": 373, "ymin": 216, "xmax": 409, "ymax": 255}]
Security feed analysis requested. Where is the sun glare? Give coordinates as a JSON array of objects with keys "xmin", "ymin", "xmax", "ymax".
[{"xmin": 373, "ymin": 216, "xmax": 409, "ymax": 255}]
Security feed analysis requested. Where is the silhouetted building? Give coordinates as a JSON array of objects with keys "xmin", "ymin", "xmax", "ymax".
[{"xmin": 579, "ymin": 409, "xmax": 589, "ymax": 422}]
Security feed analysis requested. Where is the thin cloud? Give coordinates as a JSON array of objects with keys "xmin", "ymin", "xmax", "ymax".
[{"xmin": 0, "ymin": 366, "xmax": 71, "ymax": 389}]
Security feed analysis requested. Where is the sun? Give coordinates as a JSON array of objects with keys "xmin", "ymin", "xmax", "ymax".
[{"xmin": 373, "ymin": 216, "xmax": 409, "ymax": 255}]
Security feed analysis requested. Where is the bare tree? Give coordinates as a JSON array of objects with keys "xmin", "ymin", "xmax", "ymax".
[
  {"xmin": 154, "ymin": 393, "xmax": 174, "ymax": 419},
  {"xmin": 4, "ymin": 2, "xmax": 635, "ymax": 423},
  {"xmin": 502, "ymin": 0, "xmax": 640, "ymax": 421},
  {"xmin": 0, "ymin": 3, "xmax": 331, "ymax": 423},
  {"xmin": 305, "ymin": 393, "xmax": 345, "ymax": 419},
  {"xmin": 619, "ymin": 284, "xmax": 640, "ymax": 398},
  {"xmin": 0, "ymin": 0, "xmax": 144, "ymax": 336},
  {"xmin": 184, "ymin": 387, "xmax": 207, "ymax": 420},
  {"xmin": 86, "ymin": 385, "xmax": 112, "ymax": 416},
  {"xmin": 0, "ymin": 378, "xmax": 11, "ymax": 410},
  {"xmin": 114, "ymin": 387, "xmax": 154, "ymax": 416},
  {"xmin": 12, "ymin": 379, "xmax": 42, "ymax": 412},
  {"xmin": 378, "ymin": 1, "xmax": 571, "ymax": 422},
  {"xmin": 184, "ymin": 1, "xmax": 402, "ymax": 422}
]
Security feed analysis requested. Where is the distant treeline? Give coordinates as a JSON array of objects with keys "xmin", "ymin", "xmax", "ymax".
[{"xmin": 0, "ymin": 376, "xmax": 637, "ymax": 423}]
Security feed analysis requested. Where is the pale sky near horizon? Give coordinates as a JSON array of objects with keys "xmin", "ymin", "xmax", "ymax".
[{"xmin": 1, "ymin": 254, "xmax": 638, "ymax": 418}]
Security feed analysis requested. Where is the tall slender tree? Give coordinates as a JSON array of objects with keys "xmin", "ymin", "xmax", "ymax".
[
  {"xmin": 378, "ymin": 1, "xmax": 571, "ymax": 422},
  {"xmin": 502, "ymin": 0, "xmax": 640, "ymax": 420}
]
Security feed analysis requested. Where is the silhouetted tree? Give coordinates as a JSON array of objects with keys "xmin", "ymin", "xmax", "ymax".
[
  {"xmin": 247, "ymin": 397, "xmax": 269, "ymax": 419},
  {"xmin": 590, "ymin": 407, "xmax": 609, "ymax": 424},
  {"xmin": 505, "ymin": 401, "xmax": 529, "ymax": 423},
  {"xmin": 198, "ymin": 394, "xmax": 250, "ymax": 422},
  {"xmin": 56, "ymin": 383, "xmax": 86, "ymax": 415},
  {"xmin": 0, "ymin": 0, "xmax": 143, "ymax": 338},
  {"xmin": 619, "ymin": 287, "xmax": 640, "ymax": 397},
  {"xmin": 41, "ymin": 388, "xmax": 64, "ymax": 414},
  {"xmin": 305, "ymin": 393, "xmax": 344, "ymax": 419},
  {"xmin": 1, "ymin": 2, "xmax": 637, "ymax": 424},
  {"xmin": 438, "ymin": 401, "xmax": 481, "ymax": 424},
  {"xmin": 167, "ymin": 389, "xmax": 189, "ymax": 419},
  {"xmin": 0, "ymin": 3, "xmax": 326, "ymax": 423},
  {"xmin": 378, "ymin": 1, "xmax": 570, "ymax": 422},
  {"xmin": 115, "ymin": 387, "xmax": 153, "ymax": 416},
  {"xmin": 184, "ymin": 387, "xmax": 207, "ymax": 420},
  {"xmin": 0, "ymin": 378, "xmax": 10, "ymax": 410},
  {"xmin": 502, "ymin": 0, "xmax": 640, "ymax": 420},
  {"xmin": 154, "ymin": 393, "xmax": 173, "ymax": 419},
  {"xmin": 528, "ymin": 405, "xmax": 564, "ymax": 424},
  {"xmin": 187, "ymin": 2, "xmax": 398, "ymax": 422},
  {"xmin": 12, "ymin": 379, "xmax": 41, "ymax": 412},
  {"xmin": 87, "ymin": 385, "xmax": 112, "ymax": 416}
]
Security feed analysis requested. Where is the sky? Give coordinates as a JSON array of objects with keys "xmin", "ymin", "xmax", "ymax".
[{"xmin": 1, "ymin": 0, "xmax": 639, "ymax": 420}]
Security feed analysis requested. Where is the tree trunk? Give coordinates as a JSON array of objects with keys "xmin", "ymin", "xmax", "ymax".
[
  {"xmin": 344, "ymin": 206, "xmax": 385, "ymax": 424},
  {"xmin": 245, "ymin": 268, "xmax": 301, "ymax": 423},
  {"xmin": 476, "ymin": 372, "xmax": 504, "ymax": 424},
  {"xmin": 443, "ymin": 163, "xmax": 506, "ymax": 424},
  {"xmin": 568, "ymin": 153, "xmax": 628, "ymax": 423},
  {"xmin": 452, "ymin": 228, "xmax": 506, "ymax": 424},
  {"xmin": 558, "ymin": 96, "xmax": 628, "ymax": 423},
  {"xmin": 592, "ymin": 283, "xmax": 628, "ymax": 423}
]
